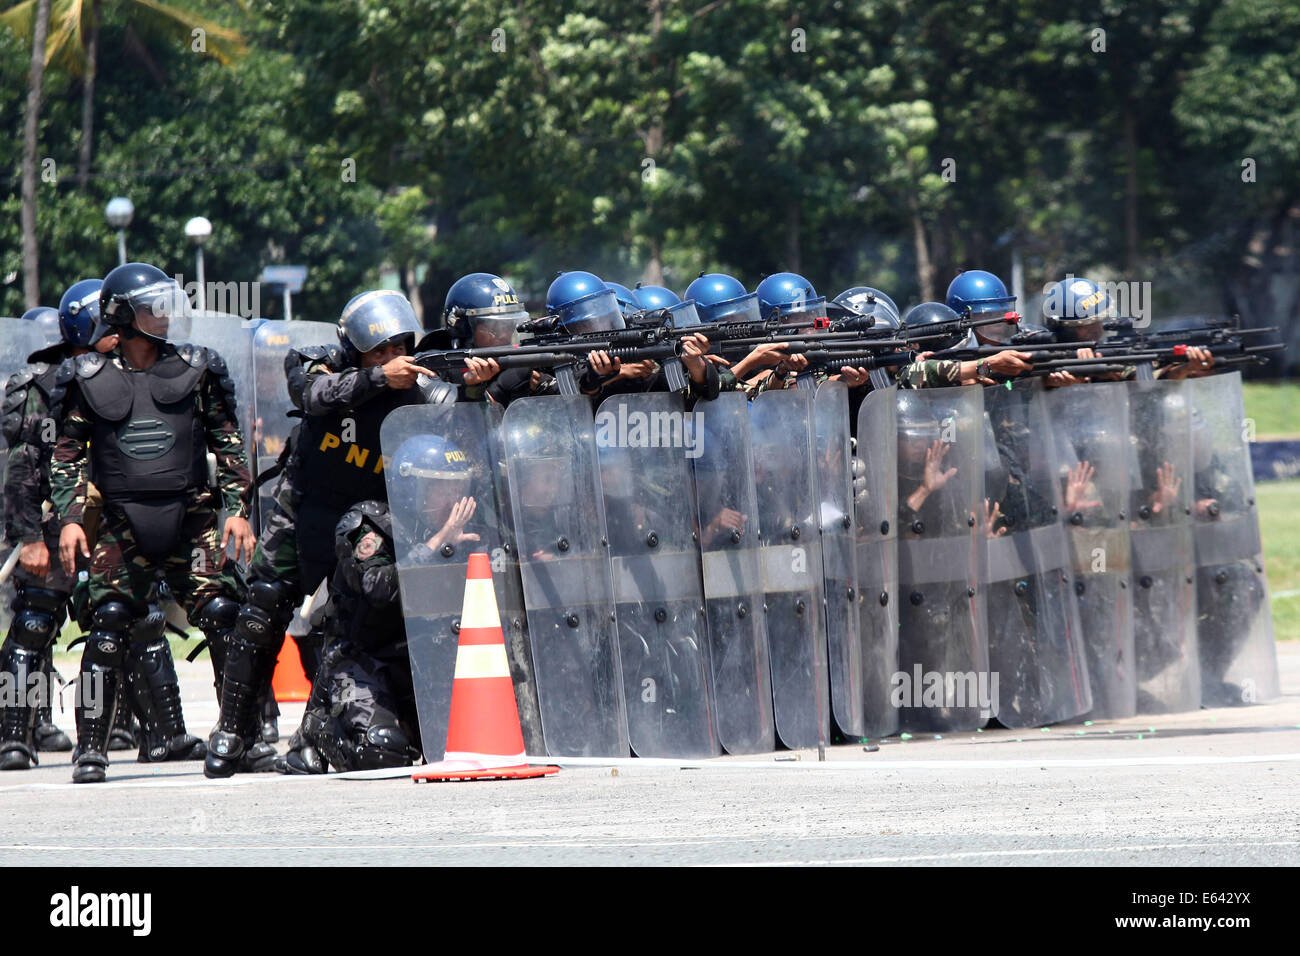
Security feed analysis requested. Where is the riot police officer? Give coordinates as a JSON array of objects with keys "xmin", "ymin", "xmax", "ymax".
[
  {"xmin": 205, "ymin": 290, "xmax": 439, "ymax": 778},
  {"xmin": 52, "ymin": 263, "xmax": 256, "ymax": 783}
]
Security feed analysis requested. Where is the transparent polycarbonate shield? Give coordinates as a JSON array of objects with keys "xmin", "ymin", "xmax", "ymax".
[
  {"xmin": 596, "ymin": 392, "xmax": 719, "ymax": 757},
  {"xmin": 982, "ymin": 379, "xmax": 1091, "ymax": 727},
  {"xmin": 750, "ymin": 388, "xmax": 828, "ymax": 749},
  {"xmin": 1127, "ymin": 379, "xmax": 1200, "ymax": 713},
  {"xmin": 1186, "ymin": 373, "xmax": 1279, "ymax": 707},
  {"xmin": 186, "ymin": 314, "xmax": 256, "ymax": 444},
  {"xmin": 1045, "ymin": 382, "xmax": 1136, "ymax": 720},
  {"xmin": 382, "ymin": 401, "xmax": 541, "ymax": 763},
  {"xmin": 0, "ymin": 319, "xmax": 51, "ymax": 633},
  {"xmin": 854, "ymin": 386, "xmax": 899, "ymax": 738},
  {"xmin": 813, "ymin": 381, "xmax": 865, "ymax": 738},
  {"xmin": 502, "ymin": 395, "xmax": 628, "ymax": 757},
  {"xmin": 692, "ymin": 393, "xmax": 775, "ymax": 754},
  {"xmin": 895, "ymin": 386, "xmax": 989, "ymax": 733},
  {"xmin": 249, "ymin": 319, "xmax": 338, "ymax": 525}
]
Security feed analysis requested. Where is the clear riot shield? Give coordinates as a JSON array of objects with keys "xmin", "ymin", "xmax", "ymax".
[
  {"xmin": 983, "ymin": 379, "xmax": 1091, "ymax": 727},
  {"xmin": 895, "ymin": 386, "xmax": 989, "ymax": 733},
  {"xmin": 502, "ymin": 395, "xmax": 628, "ymax": 757},
  {"xmin": 186, "ymin": 313, "xmax": 256, "ymax": 441},
  {"xmin": 1186, "ymin": 373, "xmax": 1280, "ymax": 706},
  {"xmin": 0, "ymin": 319, "xmax": 52, "ymax": 633},
  {"xmin": 812, "ymin": 381, "xmax": 866, "ymax": 738},
  {"xmin": 249, "ymin": 319, "xmax": 338, "ymax": 526},
  {"xmin": 1127, "ymin": 379, "xmax": 1200, "ymax": 713},
  {"xmin": 854, "ymin": 386, "xmax": 900, "ymax": 738},
  {"xmin": 596, "ymin": 392, "xmax": 719, "ymax": 758},
  {"xmin": 692, "ymin": 394, "xmax": 775, "ymax": 754},
  {"xmin": 750, "ymin": 388, "xmax": 829, "ymax": 749},
  {"xmin": 382, "ymin": 401, "xmax": 541, "ymax": 763},
  {"xmin": 1045, "ymin": 382, "xmax": 1136, "ymax": 719}
]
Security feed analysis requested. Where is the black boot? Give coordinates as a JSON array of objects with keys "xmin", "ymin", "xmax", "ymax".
[
  {"xmin": 206, "ymin": 636, "xmax": 279, "ymax": 778},
  {"xmin": 107, "ymin": 694, "xmax": 139, "ymax": 750},
  {"xmin": 260, "ymin": 695, "xmax": 280, "ymax": 744},
  {"xmin": 0, "ymin": 644, "xmax": 43, "ymax": 770},
  {"xmin": 33, "ymin": 649, "xmax": 72, "ymax": 752},
  {"xmin": 72, "ymin": 662, "xmax": 121, "ymax": 785},
  {"xmin": 123, "ymin": 608, "xmax": 205, "ymax": 762},
  {"xmin": 274, "ymin": 664, "xmax": 333, "ymax": 775}
]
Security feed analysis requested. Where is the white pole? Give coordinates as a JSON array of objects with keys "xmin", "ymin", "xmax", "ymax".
[{"xmin": 195, "ymin": 247, "xmax": 206, "ymax": 311}]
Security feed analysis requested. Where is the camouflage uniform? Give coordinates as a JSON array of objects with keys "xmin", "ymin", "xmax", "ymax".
[{"xmin": 896, "ymin": 358, "xmax": 962, "ymax": 389}]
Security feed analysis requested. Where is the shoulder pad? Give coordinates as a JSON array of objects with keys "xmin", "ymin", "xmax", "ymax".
[
  {"xmin": 206, "ymin": 348, "xmax": 229, "ymax": 376},
  {"xmin": 54, "ymin": 357, "xmax": 76, "ymax": 386},
  {"xmin": 287, "ymin": 345, "xmax": 344, "ymax": 371},
  {"xmin": 177, "ymin": 343, "xmax": 210, "ymax": 370},
  {"xmin": 75, "ymin": 353, "xmax": 107, "ymax": 379},
  {"xmin": 5, "ymin": 367, "xmax": 35, "ymax": 392}
]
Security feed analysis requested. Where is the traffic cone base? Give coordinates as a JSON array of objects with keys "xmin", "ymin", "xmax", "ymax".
[
  {"xmin": 272, "ymin": 634, "xmax": 311, "ymax": 702},
  {"xmin": 412, "ymin": 552, "xmax": 558, "ymax": 784}
]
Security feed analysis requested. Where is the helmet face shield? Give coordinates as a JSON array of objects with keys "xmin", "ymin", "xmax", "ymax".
[
  {"xmin": 702, "ymin": 291, "xmax": 762, "ymax": 324},
  {"xmin": 469, "ymin": 312, "xmax": 524, "ymax": 347},
  {"xmin": 782, "ymin": 296, "xmax": 829, "ymax": 329},
  {"xmin": 559, "ymin": 289, "xmax": 625, "ymax": 334},
  {"xmin": 340, "ymin": 290, "xmax": 423, "ymax": 355},
  {"xmin": 129, "ymin": 280, "xmax": 193, "ymax": 342},
  {"xmin": 971, "ymin": 305, "xmax": 1017, "ymax": 344},
  {"xmin": 665, "ymin": 300, "xmax": 701, "ymax": 329}
]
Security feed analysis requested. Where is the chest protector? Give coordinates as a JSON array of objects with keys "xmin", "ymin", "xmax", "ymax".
[
  {"xmin": 295, "ymin": 385, "xmax": 421, "ymax": 506},
  {"xmin": 76, "ymin": 349, "xmax": 208, "ymax": 499}
]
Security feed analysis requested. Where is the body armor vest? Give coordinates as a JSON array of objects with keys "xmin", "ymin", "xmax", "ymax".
[{"xmin": 294, "ymin": 385, "xmax": 421, "ymax": 506}]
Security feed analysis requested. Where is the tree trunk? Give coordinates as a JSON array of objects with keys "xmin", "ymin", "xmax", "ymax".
[
  {"xmin": 21, "ymin": 0, "xmax": 54, "ymax": 309},
  {"xmin": 908, "ymin": 186, "xmax": 934, "ymax": 302},
  {"xmin": 77, "ymin": 0, "xmax": 101, "ymax": 188},
  {"xmin": 1123, "ymin": 105, "xmax": 1139, "ymax": 274},
  {"xmin": 785, "ymin": 201, "xmax": 801, "ymax": 273}
]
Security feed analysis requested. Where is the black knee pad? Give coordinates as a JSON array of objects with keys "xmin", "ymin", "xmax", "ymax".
[
  {"xmin": 128, "ymin": 606, "xmax": 167, "ymax": 645},
  {"xmin": 354, "ymin": 724, "xmax": 415, "ymax": 771},
  {"xmin": 9, "ymin": 608, "xmax": 58, "ymax": 650},
  {"xmin": 16, "ymin": 586, "xmax": 67, "ymax": 616},
  {"xmin": 235, "ymin": 581, "xmax": 293, "ymax": 650},
  {"xmin": 82, "ymin": 632, "xmax": 127, "ymax": 668},
  {"xmin": 195, "ymin": 595, "xmax": 240, "ymax": 632},
  {"xmin": 91, "ymin": 601, "xmax": 134, "ymax": 634}
]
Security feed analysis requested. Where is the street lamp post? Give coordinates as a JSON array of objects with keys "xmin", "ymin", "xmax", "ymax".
[
  {"xmin": 184, "ymin": 216, "xmax": 212, "ymax": 311},
  {"xmin": 105, "ymin": 197, "xmax": 134, "ymax": 265}
]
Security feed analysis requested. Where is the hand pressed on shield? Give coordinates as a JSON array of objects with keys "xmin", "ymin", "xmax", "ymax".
[
  {"xmin": 1151, "ymin": 461, "xmax": 1182, "ymax": 515},
  {"xmin": 220, "ymin": 516, "xmax": 256, "ymax": 566},
  {"xmin": 1064, "ymin": 461, "xmax": 1102, "ymax": 514},
  {"xmin": 905, "ymin": 440, "xmax": 958, "ymax": 512},
  {"xmin": 19, "ymin": 540, "xmax": 50, "ymax": 578},
  {"xmin": 981, "ymin": 499, "xmax": 1007, "ymax": 538},
  {"xmin": 1195, "ymin": 497, "xmax": 1220, "ymax": 519},
  {"xmin": 59, "ymin": 523, "xmax": 90, "ymax": 577},
  {"xmin": 425, "ymin": 497, "xmax": 481, "ymax": 553}
]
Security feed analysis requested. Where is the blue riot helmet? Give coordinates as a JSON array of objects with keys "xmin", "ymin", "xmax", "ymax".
[
  {"xmin": 337, "ymin": 289, "xmax": 423, "ymax": 363},
  {"xmin": 98, "ymin": 262, "xmax": 192, "ymax": 344},
  {"xmin": 1042, "ymin": 276, "xmax": 1112, "ymax": 344},
  {"xmin": 756, "ymin": 272, "xmax": 828, "ymax": 326},
  {"xmin": 684, "ymin": 272, "xmax": 761, "ymax": 325},
  {"xmin": 605, "ymin": 282, "xmax": 640, "ymax": 320},
  {"xmin": 390, "ymin": 434, "xmax": 473, "ymax": 537},
  {"xmin": 57, "ymin": 279, "xmax": 104, "ymax": 349},
  {"xmin": 545, "ymin": 271, "xmax": 625, "ymax": 334},
  {"xmin": 946, "ymin": 269, "xmax": 1017, "ymax": 344},
  {"xmin": 903, "ymin": 301, "xmax": 965, "ymax": 351},
  {"xmin": 631, "ymin": 283, "xmax": 680, "ymax": 312},
  {"xmin": 441, "ymin": 272, "xmax": 527, "ymax": 349}
]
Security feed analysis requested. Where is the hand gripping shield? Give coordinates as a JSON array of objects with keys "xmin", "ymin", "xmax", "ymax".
[
  {"xmin": 382, "ymin": 401, "xmax": 542, "ymax": 763},
  {"xmin": 1045, "ymin": 381, "xmax": 1136, "ymax": 719},
  {"xmin": 1127, "ymin": 379, "xmax": 1200, "ymax": 713},
  {"xmin": 502, "ymin": 395, "xmax": 628, "ymax": 757},
  {"xmin": 895, "ymin": 386, "xmax": 989, "ymax": 733},
  {"xmin": 750, "ymin": 388, "xmax": 829, "ymax": 749},
  {"xmin": 982, "ymin": 379, "xmax": 1091, "ymax": 727},
  {"xmin": 692, "ymin": 393, "xmax": 775, "ymax": 754},
  {"xmin": 1186, "ymin": 373, "xmax": 1279, "ymax": 706},
  {"xmin": 596, "ymin": 392, "xmax": 719, "ymax": 757},
  {"xmin": 854, "ymin": 385, "xmax": 900, "ymax": 738}
]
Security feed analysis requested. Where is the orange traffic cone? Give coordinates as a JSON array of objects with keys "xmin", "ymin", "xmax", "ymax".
[
  {"xmin": 271, "ymin": 634, "xmax": 312, "ymax": 703},
  {"xmin": 413, "ymin": 553, "xmax": 558, "ymax": 783}
]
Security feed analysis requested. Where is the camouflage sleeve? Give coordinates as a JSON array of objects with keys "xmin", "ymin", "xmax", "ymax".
[
  {"xmin": 301, "ymin": 360, "xmax": 388, "ymax": 416},
  {"xmin": 688, "ymin": 360, "xmax": 721, "ymax": 401},
  {"xmin": 50, "ymin": 385, "xmax": 92, "ymax": 526},
  {"xmin": 897, "ymin": 359, "xmax": 962, "ymax": 389},
  {"xmin": 716, "ymin": 366, "xmax": 741, "ymax": 392},
  {"xmin": 201, "ymin": 370, "xmax": 252, "ymax": 519},
  {"xmin": 3, "ymin": 385, "xmax": 49, "ymax": 543}
]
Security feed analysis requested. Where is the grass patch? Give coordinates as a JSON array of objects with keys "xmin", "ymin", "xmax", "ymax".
[
  {"xmin": 1259, "ymin": 479, "xmax": 1300, "ymax": 641},
  {"xmin": 1243, "ymin": 381, "xmax": 1300, "ymax": 438}
]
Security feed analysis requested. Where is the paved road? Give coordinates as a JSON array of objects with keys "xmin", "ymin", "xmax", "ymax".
[{"xmin": 3, "ymin": 647, "xmax": 1298, "ymax": 866}]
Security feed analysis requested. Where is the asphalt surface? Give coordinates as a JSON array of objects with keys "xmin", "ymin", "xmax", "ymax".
[{"xmin": 2, "ymin": 645, "xmax": 1298, "ymax": 866}]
